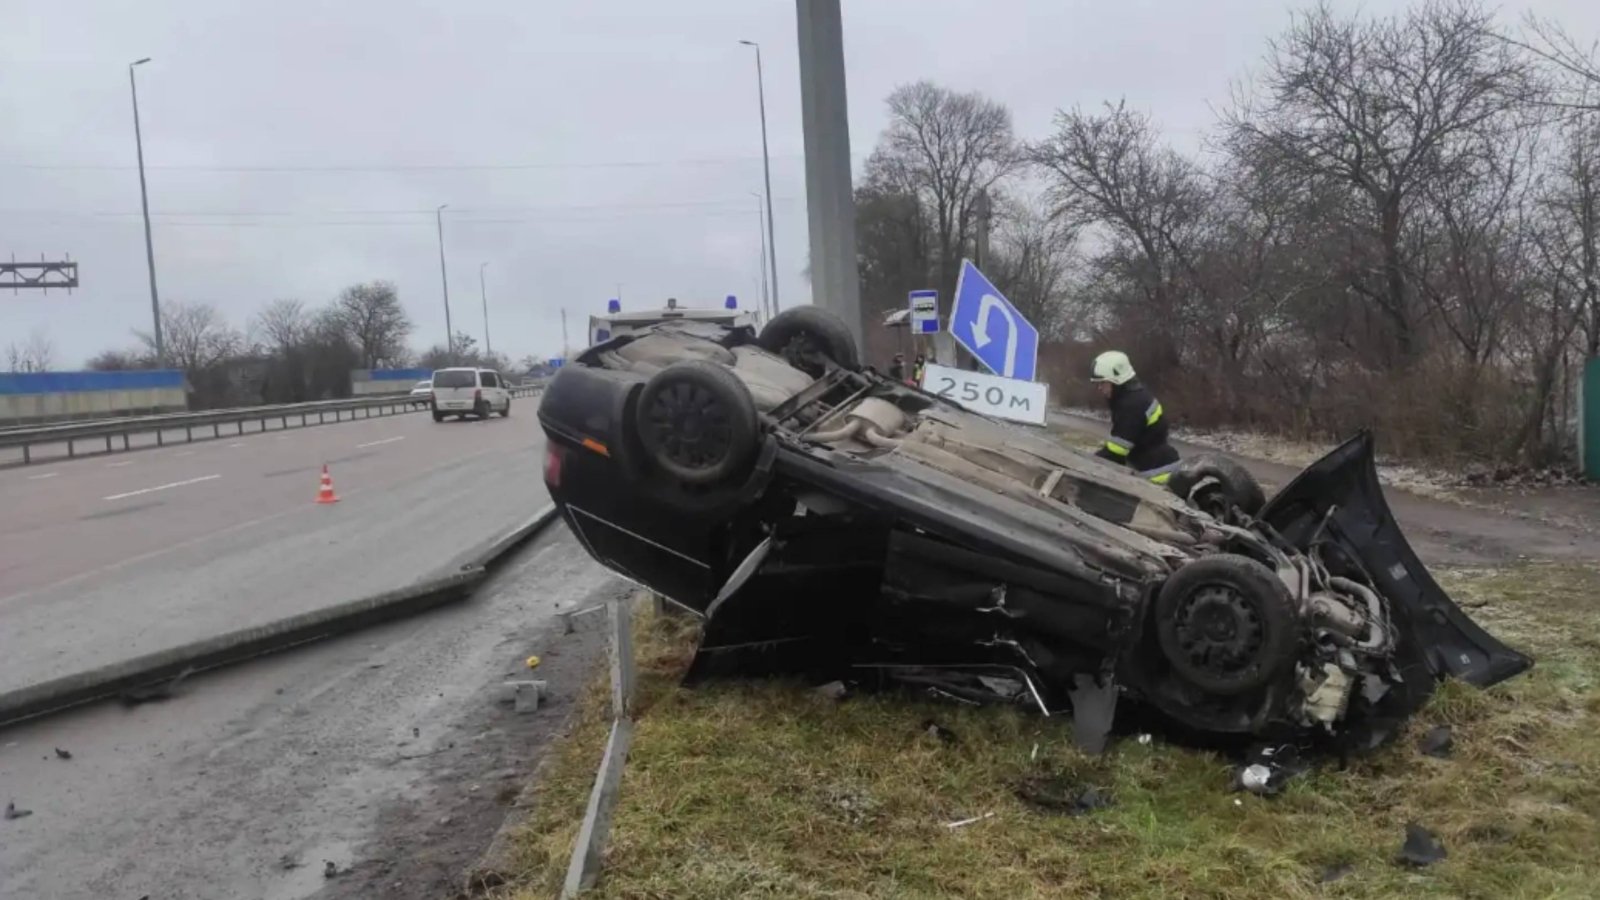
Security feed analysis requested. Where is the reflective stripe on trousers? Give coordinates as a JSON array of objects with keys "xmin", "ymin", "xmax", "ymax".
[{"xmin": 1138, "ymin": 459, "xmax": 1181, "ymax": 485}]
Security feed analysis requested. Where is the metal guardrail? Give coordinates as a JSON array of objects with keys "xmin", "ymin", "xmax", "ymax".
[{"xmin": 0, "ymin": 384, "xmax": 545, "ymax": 466}]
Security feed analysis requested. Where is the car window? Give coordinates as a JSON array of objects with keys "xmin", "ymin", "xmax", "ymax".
[
  {"xmin": 481, "ymin": 372, "xmax": 500, "ymax": 388},
  {"xmin": 432, "ymin": 370, "xmax": 476, "ymax": 388}
]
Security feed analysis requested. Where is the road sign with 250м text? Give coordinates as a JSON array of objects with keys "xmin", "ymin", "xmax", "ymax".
[
  {"xmin": 949, "ymin": 259, "xmax": 1038, "ymax": 381},
  {"xmin": 919, "ymin": 362, "xmax": 1048, "ymax": 426}
]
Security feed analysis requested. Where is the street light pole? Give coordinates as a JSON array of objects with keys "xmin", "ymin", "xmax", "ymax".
[
  {"xmin": 128, "ymin": 58, "xmax": 163, "ymax": 363},
  {"xmin": 739, "ymin": 40, "xmax": 780, "ymax": 313},
  {"xmin": 750, "ymin": 191, "xmax": 771, "ymax": 319},
  {"xmin": 479, "ymin": 261, "xmax": 492, "ymax": 357},
  {"xmin": 435, "ymin": 204, "xmax": 454, "ymax": 360}
]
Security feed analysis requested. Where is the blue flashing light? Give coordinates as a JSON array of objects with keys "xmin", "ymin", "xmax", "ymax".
[
  {"xmin": 607, "ymin": 298, "xmax": 621, "ymax": 313},
  {"xmin": 725, "ymin": 294, "xmax": 738, "ymax": 310}
]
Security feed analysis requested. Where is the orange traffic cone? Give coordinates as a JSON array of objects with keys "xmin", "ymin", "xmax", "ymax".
[{"xmin": 315, "ymin": 464, "xmax": 340, "ymax": 504}]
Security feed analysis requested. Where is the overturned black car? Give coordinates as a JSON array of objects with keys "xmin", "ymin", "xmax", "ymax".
[{"xmin": 537, "ymin": 307, "xmax": 1530, "ymax": 750}]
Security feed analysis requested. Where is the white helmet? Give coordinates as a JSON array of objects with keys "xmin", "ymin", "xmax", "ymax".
[{"xmin": 1091, "ymin": 350, "xmax": 1135, "ymax": 385}]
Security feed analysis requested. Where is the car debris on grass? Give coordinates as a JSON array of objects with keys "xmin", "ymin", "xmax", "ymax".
[{"xmin": 492, "ymin": 562, "xmax": 1597, "ymax": 899}]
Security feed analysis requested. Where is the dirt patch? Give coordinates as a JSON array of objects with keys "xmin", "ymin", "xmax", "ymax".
[{"xmin": 311, "ymin": 588, "xmax": 619, "ymax": 900}]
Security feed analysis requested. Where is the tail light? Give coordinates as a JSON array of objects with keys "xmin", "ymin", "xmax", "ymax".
[
  {"xmin": 474, "ymin": 388, "xmax": 483, "ymax": 403},
  {"xmin": 544, "ymin": 445, "xmax": 563, "ymax": 488}
]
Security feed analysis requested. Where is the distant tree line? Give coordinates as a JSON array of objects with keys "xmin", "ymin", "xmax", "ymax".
[
  {"xmin": 86, "ymin": 280, "xmax": 520, "ymax": 409},
  {"xmin": 854, "ymin": 1, "xmax": 1600, "ymax": 466}
]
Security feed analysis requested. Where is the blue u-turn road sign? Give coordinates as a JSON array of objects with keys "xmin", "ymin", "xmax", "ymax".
[{"xmin": 949, "ymin": 259, "xmax": 1039, "ymax": 381}]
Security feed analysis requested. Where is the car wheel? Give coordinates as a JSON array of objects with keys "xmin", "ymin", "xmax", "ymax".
[
  {"xmin": 431, "ymin": 410, "xmax": 445, "ymax": 422},
  {"xmin": 500, "ymin": 398, "xmax": 511, "ymax": 418},
  {"xmin": 1166, "ymin": 454, "xmax": 1265, "ymax": 518},
  {"xmin": 756, "ymin": 306, "xmax": 860, "ymax": 376},
  {"xmin": 635, "ymin": 359, "xmax": 759, "ymax": 487},
  {"xmin": 1153, "ymin": 554, "xmax": 1299, "ymax": 696}
]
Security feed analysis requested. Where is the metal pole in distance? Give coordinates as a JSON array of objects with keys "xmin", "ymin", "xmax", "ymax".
[
  {"xmin": 794, "ymin": 0, "xmax": 863, "ymax": 347},
  {"xmin": 479, "ymin": 261, "xmax": 492, "ymax": 357},
  {"xmin": 436, "ymin": 205, "xmax": 454, "ymax": 360},
  {"xmin": 740, "ymin": 40, "xmax": 781, "ymax": 315},
  {"xmin": 750, "ymin": 191, "xmax": 771, "ymax": 319},
  {"xmin": 129, "ymin": 58, "xmax": 163, "ymax": 363}
]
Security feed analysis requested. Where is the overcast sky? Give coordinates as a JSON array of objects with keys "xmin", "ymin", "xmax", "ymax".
[{"xmin": 3, "ymin": 0, "xmax": 1596, "ymax": 367}]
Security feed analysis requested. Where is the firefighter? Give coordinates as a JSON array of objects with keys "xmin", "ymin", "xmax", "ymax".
[
  {"xmin": 888, "ymin": 353, "xmax": 906, "ymax": 382},
  {"xmin": 912, "ymin": 354, "xmax": 926, "ymax": 385},
  {"xmin": 1090, "ymin": 350, "xmax": 1180, "ymax": 483}
]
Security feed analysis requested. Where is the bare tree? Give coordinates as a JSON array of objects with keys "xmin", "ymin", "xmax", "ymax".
[
  {"xmin": 1225, "ymin": 0, "xmax": 1534, "ymax": 362},
  {"xmin": 1030, "ymin": 101, "xmax": 1210, "ymax": 369},
  {"xmin": 6, "ymin": 327, "xmax": 54, "ymax": 372},
  {"xmin": 984, "ymin": 196, "xmax": 1078, "ymax": 341},
  {"xmin": 86, "ymin": 348, "xmax": 154, "ymax": 371},
  {"xmin": 331, "ymin": 280, "xmax": 412, "ymax": 368},
  {"xmin": 869, "ymin": 81, "xmax": 1020, "ymax": 301},
  {"xmin": 253, "ymin": 299, "xmax": 308, "ymax": 354},
  {"xmin": 138, "ymin": 301, "xmax": 242, "ymax": 375},
  {"xmin": 1505, "ymin": 14, "xmax": 1600, "ymax": 112}
]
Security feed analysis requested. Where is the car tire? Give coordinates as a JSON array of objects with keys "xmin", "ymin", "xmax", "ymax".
[
  {"xmin": 1153, "ymin": 553, "xmax": 1299, "ymax": 696},
  {"xmin": 757, "ymin": 306, "xmax": 860, "ymax": 376},
  {"xmin": 1167, "ymin": 454, "xmax": 1266, "ymax": 518},
  {"xmin": 431, "ymin": 410, "xmax": 445, "ymax": 423},
  {"xmin": 635, "ymin": 359, "xmax": 760, "ymax": 487},
  {"xmin": 500, "ymin": 398, "xmax": 512, "ymax": 418}
]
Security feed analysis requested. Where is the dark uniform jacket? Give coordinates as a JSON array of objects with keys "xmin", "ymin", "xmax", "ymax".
[{"xmin": 1093, "ymin": 379, "xmax": 1180, "ymax": 478}]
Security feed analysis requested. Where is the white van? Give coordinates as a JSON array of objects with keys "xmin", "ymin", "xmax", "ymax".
[{"xmin": 429, "ymin": 367, "xmax": 511, "ymax": 421}]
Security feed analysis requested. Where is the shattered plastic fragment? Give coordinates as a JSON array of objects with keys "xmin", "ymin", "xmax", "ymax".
[
  {"xmin": 814, "ymin": 681, "xmax": 849, "ymax": 701},
  {"xmin": 1397, "ymin": 823, "xmax": 1448, "ymax": 867},
  {"xmin": 922, "ymin": 720, "xmax": 959, "ymax": 745},
  {"xmin": 944, "ymin": 812, "xmax": 995, "ymax": 829},
  {"xmin": 1419, "ymin": 725, "xmax": 1454, "ymax": 758}
]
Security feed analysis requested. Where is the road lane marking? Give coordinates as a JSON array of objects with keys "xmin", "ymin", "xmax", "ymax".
[
  {"xmin": 103, "ymin": 474, "xmax": 221, "ymax": 502},
  {"xmin": 176, "ymin": 450, "xmax": 196, "ymax": 457},
  {"xmin": 106, "ymin": 460, "xmax": 133, "ymax": 468},
  {"xmin": 227, "ymin": 442, "xmax": 245, "ymax": 448},
  {"xmin": 355, "ymin": 436, "xmax": 406, "ymax": 449},
  {"xmin": 27, "ymin": 472, "xmax": 59, "ymax": 480}
]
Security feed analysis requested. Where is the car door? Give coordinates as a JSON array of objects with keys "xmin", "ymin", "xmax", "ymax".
[{"xmin": 481, "ymin": 370, "xmax": 506, "ymax": 409}]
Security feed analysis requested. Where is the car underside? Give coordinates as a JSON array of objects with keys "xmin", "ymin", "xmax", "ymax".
[{"xmin": 537, "ymin": 308, "xmax": 1531, "ymax": 753}]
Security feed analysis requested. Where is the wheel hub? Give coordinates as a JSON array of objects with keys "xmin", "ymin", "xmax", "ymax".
[
  {"xmin": 1172, "ymin": 585, "xmax": 1264, "ymax": 676},
  {"xmin": 646, "ymin": 382, "xmax": 732, "ymax": 470}
]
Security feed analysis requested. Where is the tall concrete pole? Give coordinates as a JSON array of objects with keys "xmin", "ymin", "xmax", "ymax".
[
  {"xmin": 795, "ymin": 0, "xmax": 863, "ymax": 348},
  {"xmin": 479, "ymin": 261, "xmax": 492, "ymax": 356},
  {"xmin": 129, "ymin": 58, "xmax": 163, "ymax": 363},
  {"xmin": 739, "ymin": 41, "xmax": 781, "ymax": 315},
  {"xmin": 435, "ymin": 205, "xmax": 454, "ymax": 359}
]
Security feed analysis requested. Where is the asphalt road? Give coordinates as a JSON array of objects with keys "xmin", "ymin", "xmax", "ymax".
[
  {"xmin": 0, "ymin": 526, "xmax": 620, "ymax": 900},
  {"xmin": 0, "ymin": 406, "xmax": 549, "ymax": 696}
]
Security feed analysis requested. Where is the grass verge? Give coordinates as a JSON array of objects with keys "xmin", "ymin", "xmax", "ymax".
[{"xmin": 491, "ymin": 566, "xmax": 1600, "ymax": 899}]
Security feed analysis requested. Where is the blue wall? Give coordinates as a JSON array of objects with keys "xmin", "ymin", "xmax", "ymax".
[{"xmin": 0, "ymin": 370, "xmax": 186, "ymax": 395}]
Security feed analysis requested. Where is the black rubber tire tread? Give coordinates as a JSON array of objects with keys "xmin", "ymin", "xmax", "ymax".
[
  {"xmin": 756, "ymin": 306, "xmax": 860, "ymax": 374},
  {"xmin": 1168, "ymin": 454, "xmax": 1266, "ymax": 517},
  {"xmin": 635, "ymin": 359, "xmax": 760, "ymax": 487},
  {"xmin": 1153, "ymin": 553, "xmax": 1299, "ymax": 696},
  {"xmin": 501, "ymin": 399, "xmax": 512, "ymax": 418}
]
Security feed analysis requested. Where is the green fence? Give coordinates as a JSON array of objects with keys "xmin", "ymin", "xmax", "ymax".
[{"xmin": 1586, "ymin": 358, "xmax": 1600, "ymax": 480}]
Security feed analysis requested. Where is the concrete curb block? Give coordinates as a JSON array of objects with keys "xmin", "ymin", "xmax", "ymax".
[{"xmin": 0, "ymin": 503, "xmax": 562, "ymax": 729}]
